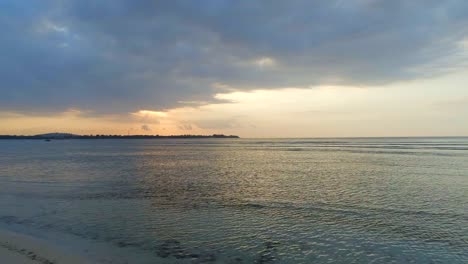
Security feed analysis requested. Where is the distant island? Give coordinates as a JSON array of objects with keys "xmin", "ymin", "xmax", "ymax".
[{"xmin": 0, "ymin": 132, "xmax": 240, "ymax": 140}]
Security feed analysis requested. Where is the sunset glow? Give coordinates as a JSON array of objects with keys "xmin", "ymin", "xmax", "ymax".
[{"xmin": 1, "ymin": 1, "xmax": 467, "ymax": 137}]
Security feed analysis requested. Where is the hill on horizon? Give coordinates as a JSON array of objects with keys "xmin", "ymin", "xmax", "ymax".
[{"xmin": 35, "ymin": 133, "xmax": 79, "ymax": 138}]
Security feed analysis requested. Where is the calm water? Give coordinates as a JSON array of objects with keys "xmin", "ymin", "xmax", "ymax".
[{"xmin": 0, "ymin": 138, "xmax": 467, "ymax": 263}]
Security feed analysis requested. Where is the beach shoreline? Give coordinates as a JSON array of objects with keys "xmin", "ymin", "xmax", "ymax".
[
  {"xmin": 0, "ymin": 223, "xmax": 175, "ymax": 264},
  {"xmin": 0, "ymin": 228, "xmax": 93, "ymax": 264}
]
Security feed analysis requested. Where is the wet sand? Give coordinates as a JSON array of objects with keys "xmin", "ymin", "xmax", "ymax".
[
  {"xmin": 0, "ymin": 229, "xmax": 92, "ymax": 264},
  {"xmin": 0, "ymin": 246, "xmax": 39, "ymax": 264}
]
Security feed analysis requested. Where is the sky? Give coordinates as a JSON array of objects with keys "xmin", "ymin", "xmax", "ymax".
[{"xmin": 1, "ymin": 0, "xmax": 468, "ymax": 137}]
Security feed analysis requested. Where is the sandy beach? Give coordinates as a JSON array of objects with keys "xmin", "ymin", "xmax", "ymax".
[{"xmin": 0, "ymin": 229, "xmax": 93, "ymax": 264}]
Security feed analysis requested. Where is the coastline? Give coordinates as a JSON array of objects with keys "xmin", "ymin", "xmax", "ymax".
[
  {"xmin": 0, "ymin": 223, "xmax": 175, "ymax": 264},
  {"xmin": 0, "ymin": 228, "xmax": 93, "ymax": 264},
  {"xmin": 0, "ymin": 133, "xmax": 240, "ymax": 140}
]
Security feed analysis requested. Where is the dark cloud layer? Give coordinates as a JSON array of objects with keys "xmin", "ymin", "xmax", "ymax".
[{"xmin": 1, "ymin": 0, "xmax": 467, "ymax": 114}]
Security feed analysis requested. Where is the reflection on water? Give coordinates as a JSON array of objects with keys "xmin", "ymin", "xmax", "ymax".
[{"xmin": 0, "ymin": 138, "xmax": 467, "ymax": 263}]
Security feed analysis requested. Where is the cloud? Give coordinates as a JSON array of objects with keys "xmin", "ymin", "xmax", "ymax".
[
  {"xmin": 1, "ymin": 0, "xmax": 468, "ymax": 114},
  {"xmin": 177, "ymin": 122, "xmax": 193, "ymax": 131},
  {"xmin": 193, "ymin": 118, "xmax": 242, "ymax": 130},
  {"xmin": 141, "ymin": 124, "xmax": 151, "ymax": 131},
  {"xmin": 433, "ymin": 97, "xmax": 468, "ymax": 111},
  {"xmin": 131, "ymin": 110, "xmax": 161, "ymax": 124}
]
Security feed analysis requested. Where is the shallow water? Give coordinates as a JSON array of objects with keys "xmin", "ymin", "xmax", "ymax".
[{"xmin": 0, "ymin": 138, "xmax": 467, "ymax": 263}]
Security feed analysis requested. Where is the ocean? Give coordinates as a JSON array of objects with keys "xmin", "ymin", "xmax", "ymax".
[{"xmin": 0, "ymin": 138, "xmax": 467, "ymax": 263}]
